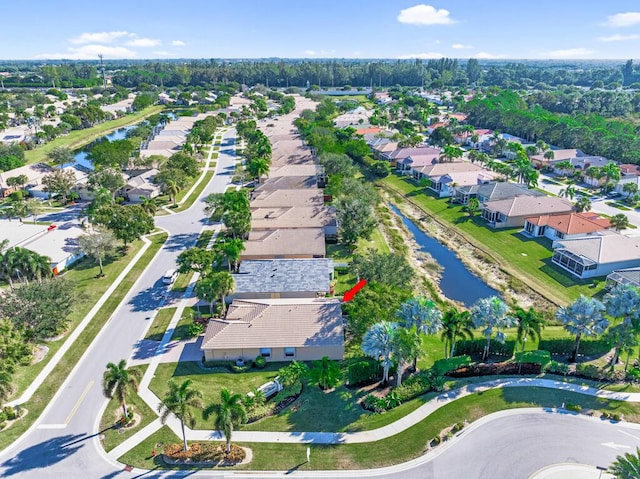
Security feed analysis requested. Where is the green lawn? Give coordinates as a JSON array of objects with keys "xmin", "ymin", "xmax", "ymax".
[
  {"xmin": 382, "ymin": 174, "xmax": 604, "ymax": 306},
  {"xmin": 24, "ymin": 106, "xmax": 164, "ymax": 165},
  {"xmin": 144, "ymin": 308, "xmax": 177, "ymax": 341},
  {"xmin": 0, "ymin": 233, "xmax": 167, "ymax": 452},
  {"xmin": 169, "ymin": 307, "xmax": 199, "ymax": 341},
  {"xmin": 171, "ymin": 272, "xmax": 193, "ymax": 293},
  {"xmin": 174, "ymin": 171, "xmax": 215, "ymax": 213},
  {"xmin": 119, "ymin": 386, "xmax": 640, "ymax": 471},
  {"xmin": 98, "ymin": 365, "xmax": 156, "ymax": 453}
]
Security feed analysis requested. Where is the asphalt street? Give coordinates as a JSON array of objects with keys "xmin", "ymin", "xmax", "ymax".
[{"xmin": 0, "ymin": 129, "xmax": 238, "ymax": 479}]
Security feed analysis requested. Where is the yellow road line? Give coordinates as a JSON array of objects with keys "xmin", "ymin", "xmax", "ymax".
[{"xmin": 65, "ymin": 380, "xmax": 94, "ymax": 424}]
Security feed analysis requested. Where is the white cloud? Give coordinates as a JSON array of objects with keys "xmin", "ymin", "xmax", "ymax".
[
  {"xmin": 545, "ymin": 47, "xmax": 596, "ymax": 59},
  {"xmin": 473, "ymin": 52, "xmax": 506, "ymax": 59},
  {"xmin": 69, "ymin": 31, "xmax": 131, "ymax": 44},
  {"xmin": 597, "ymin": 33, "xmax": 640, "ymax": 42},
  {"xmin": 125, "ymin": 37, "xmax": 161, "ymax": 47},
  {"xmin": 171, "ymin": 40, "xmax": 186, "ymax": 47},
  {"xmin": 37, "ymin": 44, "xmax": 137, "ymax": 60},
  {"xmin": 452, "ymin": 43, "xmax": 472, "ymax": 49},
  {"xmin": 303, "ymin": 49, "xmax": 336, "ymax": 56},
  {"xmin": 397, "ymin": 4, "xmax": 455, "ymax": 25},
  {"xmin": 603, "ymin": 12, "xmax": 640, "ymax": 27},
  {"xmin": 398, "ymin": 52, "xmax": 444, "ymax": 59}
]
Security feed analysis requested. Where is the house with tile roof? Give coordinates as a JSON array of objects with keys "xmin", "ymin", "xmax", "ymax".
[
  {"xmin": 232, "ymin": 258, "xmax": 334, "ymax": 299},
  {"xmin": 552, "ymin": 231, "xmax": 640, "ymax": 279},
  {"xmin": 482, "ymin": 196, "xmax": 574, "ymax": 228},
  {"xmin": 529, "ymin": 149, "xmax": 585, "ymax": 169},
  {"xmin": 452, "ymin": 181, "xmax": 542, "ymax": 205},
  {"xmin": 201, "ymin": 298, "xmax": 344, "ymax": 362},
  {"xmin": 411, "ymin": 161, "xmax": 498, "ymax": 197},
  {"xmin": 251, "ymin": 205, "xmax": 337, "ymax": 238},
  {"xmin": 523, "ymin": 212, "xmax": 610, "ymax": 241},
  {"xmin": 241, "ymin": 228, "xmax": 326, "ymax": 260},
  {"xmin": 249, "ymin": 188, "xmax": 325, "ymax": 208},
  {"xmin": 396, "ymin": 149, "xmax": 441, "ymax": 172}
]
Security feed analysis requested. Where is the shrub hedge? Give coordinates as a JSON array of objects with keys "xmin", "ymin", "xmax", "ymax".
[
  {"xmin": 537, "ymin": 338, "xmax": 610, "ymax": 356},
  {"xmin": 456, "ymin": 339, "xmax": 516, "ymax": 357},
  {"xmin": 514, "ymin": 350, "xmax": 551, "ymax": 367},
  {"xmin": 432, "ymin": 356, "xmax": 472, "ymax": 376},
  {"xmin": 347, "ymin": 358, "xmax": 382, "ymax": 386}
]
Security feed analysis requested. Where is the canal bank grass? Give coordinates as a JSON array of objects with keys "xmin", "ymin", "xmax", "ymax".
[
  {"xmin": 0, "ymin": 233, "xmax": 167, "ymax": 452},
  {"xmin": 381, "ymin": 174, "xmax": 603, "ymax": 305},
  {"xmin": 24, "ymin": 106, "xmax": 165, "ymax": 165},
  {"xmin": 144, "ymin": 308, "xmax": 177, "ymax": 341},
  {"xmin": 9, "ymin": 239, "xmax": 147, "ymax": 400},
  {"xmin": 98, "ymin": 364, "xmax": 155, "ymax": 453},
  {"xmin": 118, "ymin": 386, "xmax": 640, "ymax": 471}
]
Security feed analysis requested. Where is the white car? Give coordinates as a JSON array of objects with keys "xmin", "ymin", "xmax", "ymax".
[{"xmin": 162, "ymin": 269, "xmax": 178, "ymax": 285}]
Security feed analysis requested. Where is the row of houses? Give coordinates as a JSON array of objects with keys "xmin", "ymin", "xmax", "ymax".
[{"xmin": 201, "ymin": 95, "xmax": 345, "ymax": 364}]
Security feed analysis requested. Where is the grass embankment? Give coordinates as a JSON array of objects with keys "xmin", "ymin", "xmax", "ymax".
[
  {"xmin": 0, "ymin": 233, "xmax": 167, "ymax": 452},
  {"xmin": 381, "ymin": 174, "xmax": 603, "ymax": 306},
  {"xmin": 24, "ymin": 106, "xmax": 164, "ymax": 165},
  {"xmin": 119, "ymin": 385, "xmax": 640, "ymax": 470},
  {"xmin": 98, "ymin": 364, "xmax": 155, "ymax": 453}
]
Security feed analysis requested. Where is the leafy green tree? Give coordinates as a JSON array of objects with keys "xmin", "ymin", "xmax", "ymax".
[
  {"xmin": 278, "ymin": 361, "xmax": 309, "ymax": 388},
  {"xmin": 203, "ymin": 388, "xmax": 247, "ymax": 453},
  {"xmin": 352, "ymin": 251, "xmax": 414, "ymax": 289},
  {"xmin": 176, "ymin": 247, "xmax": 217, "ymax": 274},
  {"xmin": 213, "ymin": 239, "xmax": 245, "ymax": 272},
  {"xmin": 556, "ymin": 295, "xmax": 608, "ymax": 362},
  {"xmin": 103, "ymin": 205, "xmax": 154, "ymax": 247},
  {"xmin": 609, "ymin": 447, "xmax": 640, "ymax": 479},
  {"xmin": 439, "ymin": 145, "xmax": 463, "ymax": 163},
  {"xmin": 335, "ymin": 196, "xmax": 376, "ymax": 245},
  {"xmin": 440, "ymin": 306, "xmax": 474, "ymax": 358},
  {"xmin": 195, "ymin": 271, "xmax": 235, "ymax": 315},
  {"xmin": 307, "ymin": 356, "xmax": 341, "ymax": 390},
  {"xmin": 88, "ymin": 168, "xmax": 125, "ymax": 198},
  {"xmin": 78, "ymin": 227, "xmax": 118, "ymax": 276},
  {"xmin": 42, "ymin": 169, "xmax": 76, "ymax": 203},
  {"xmin": 471, "ymin": 296, "xmax": 516, "ymax": 360},
  {"xmin": 158, "ymin": 379, "xmax": 203, "ymax": 451},
  {"xmin": 102, "ymin": 359, "xmax": 142, "ymax": 419},
  {"xmin": 87, "ymin": 139, "xmax": 135, "ymax": 170},
  {"xmin": 47, "ymin": 146, "xmax": 74, "ymax": 169}
]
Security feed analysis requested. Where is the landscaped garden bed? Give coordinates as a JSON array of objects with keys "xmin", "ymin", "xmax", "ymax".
[{"xmin": 162, "ymin": 442, "xmax": 247, "ymax": 466}]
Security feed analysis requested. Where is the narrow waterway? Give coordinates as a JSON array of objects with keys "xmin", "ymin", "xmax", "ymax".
[{"xmin": 389, "ymin": 203, "xmax": 499, "ymax": 306}]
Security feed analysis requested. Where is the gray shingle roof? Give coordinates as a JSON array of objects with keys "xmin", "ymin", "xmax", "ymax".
[{"xmin": 234, "ymin": 258, "xmax": 333, "ymax": 294}]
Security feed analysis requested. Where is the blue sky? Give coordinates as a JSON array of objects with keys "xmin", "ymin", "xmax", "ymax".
[{"xmin": 3, "ymin": 1, "xmax": 640, "ymax": 60}]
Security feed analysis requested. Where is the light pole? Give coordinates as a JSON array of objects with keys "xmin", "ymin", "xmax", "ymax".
[{"xmin": 596, "ymin": 465, "xmax": 607, "ymax": 479}]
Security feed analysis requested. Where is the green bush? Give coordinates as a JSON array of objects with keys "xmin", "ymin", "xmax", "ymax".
[
  {"xmin": 430, "ymin": 436, "xmax": 441, "ymax": 446},
  {"xmin": 254, "ymin": 356, "xmax": 267, "ymax": 369},
  {"xmin": 538, "ymin": 338, "xmax": 610, "ymax": 356},
  {"xmin": 272, "ymin": 381, "xmax": 302, "ymax": 405},
  {"xmin": 575, "ymin": 364, "xmax": 604, "ymax": 380},
  {"xmin": 451, "ymin": 422, "xmax": 465, "ymax": 434},
  {"xmin": 456, "ymin": 339, "xmax": 516, "ymax": 357},
  {"xmin": 230, "ymin": 360, "xmax": 253, "ymax": 373},
  {"xmin": 246, "ymin": 403, "xmax": 274, "ymax": 423},
  {"xmin": 430, "ymin": 375, "xmax": 446, "ymax": 392},
  {"xmin": 347, "ymin": 358, "xmax": 382, "ymax": 385},
  {"xmin": 394, "ymin": 372, "xmax": 433, "ymax": 402},
  {"xmin": 515, "ymin": 350, "xmax": 551, "ymax": 367},
  {"xmin": 432, "ymin": 356, "xmax": 472, "ymax": 376},
  {"xmin": 2, "ymin": 407, "xmax": 17, "ymax": 421},
  {"xmin": 545, "ymin": 360, "xmax": 570, "ymax": 376},
  {"xmin": 362, "ymin": 394, "xmax": 388, "ymax": 413},
  {"xmin": 565, "ymin": 403, "xmax": 582, "ymax": 413},
  {"xmin": 187, "ymin": 322, "xmax": 204, "ymax": 337}
]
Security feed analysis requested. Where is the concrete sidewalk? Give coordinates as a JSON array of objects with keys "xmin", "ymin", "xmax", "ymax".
[{"xmin": 529, "ymin": 463, "xmax": 613, "ymax": 479}]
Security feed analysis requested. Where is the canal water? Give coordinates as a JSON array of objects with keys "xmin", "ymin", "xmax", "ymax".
[{"xmin": 389, "ymin": 203, "xmax": 499, "ymax": 306}]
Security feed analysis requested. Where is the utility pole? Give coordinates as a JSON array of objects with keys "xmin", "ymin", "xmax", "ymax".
[{"xmin": 98, "ymin": 54, "xmax": 106, "ymax": 89}]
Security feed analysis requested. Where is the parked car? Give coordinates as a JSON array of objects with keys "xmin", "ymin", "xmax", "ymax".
[{"xmin": 162, "ymin": 268, "xmax": 178, "ymax": 285}]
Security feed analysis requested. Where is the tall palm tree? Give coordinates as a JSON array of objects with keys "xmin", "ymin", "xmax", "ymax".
[
  {"xmin": 246, "ymin": 158, "xmax": 270, "ymax": 184},
  {"xmin": 556, "ymin": 295, "xmax": 608, "ymax": 362},
  {"xmin": 102, "ymin": 359, "xmax": 142, "ymax": 419},
  {"xmin": 439, "ymin": 145, "xmax": 464, "ymax": 163},
  {"xmin": 164, "ymin": 180, "xmax": 180, "ymax": 207},
  {"xmin": 158, "ymin": 379, "xmax": 203, "ymax": 451},
  {"xmin": 471, "ymin": 296, "xmax": 516, "ymax": 361},
  {"xmin": 25, "ymin": 198, "xmax": 42, "ymax": 224},
  {"xmin": 610, "ymin": 213, "xmax": 630, "ymax": 232},
  {"xmin": 139, "ymin": 197, "xmax": 157, "ymax": 216},
  {"xmin": 574, "ymin": 196, "xmax": 592, "ymax": 213},
  {"xmin": 214, "ymin": 239, "xmax": 245, "ymax": 272},
  {"xmin": 308, "ymin": 356, "xmax": 342, "ymax": 390},
  {"xmin": 623, "ymin": 182, "xmax": 639, "ymax": 199},
  {"xmin": 396, "ymin": 297, "xmax": 442, "ymax": 370},
  {"xmin": 601, "ymin": 161, "xmax": 621, "ymax": 186},
  {"xmin": 362, "ymin": 322, "xmax": 398, "ymax": 385},
  {"xmin": 609, "ymin": 447, "xmax": 640, "ymax": 479},
  {"xmin": 603, "ymin": 323, "xmax": 637, "ymax": 367},
  {"xmin": 440, "ymin": 307, "xmax": 474, "ymax": 358},
  {"xmin": 558, "ymin": 182, "xmax": 576, "ymax": 200},
  {"xmin": 512, "ymin": 306, "xmax": 545, "ymax": 353},
  {"xmin": 203, "ymin": 388, "xmax": 247, "ymax": 453}
]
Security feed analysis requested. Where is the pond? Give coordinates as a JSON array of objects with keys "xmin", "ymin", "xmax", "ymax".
[{"xmin": 389, "ymin": 203, "xmax": 500, "ymax": 306}]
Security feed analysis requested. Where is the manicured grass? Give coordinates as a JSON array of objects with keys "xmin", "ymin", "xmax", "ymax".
[
  {"xmin": 382, "ymin": 174, "xmax": 604, "ymax": 306},
  {"xmin": 169, "ymin": 307, "xmax": 198, "ymax": 341},
  {"xmin": 605, "ymin": 201, "xmax": 631, "ymax": 211},
  {"xmin": 144, "ymin": 308, "xmax": 177, "ymax": 341},
  {"xmin": 119, "ymin": 386, "xmax": 640, "ymax": 471},
  {"xmin": 171, "ymin": 271, "xmax": 193, "ymax": 293},
  {"xmin": 357, "ymin": 226, "xmax": 390, "ymax": 254},
  {"xmin": 0, "ymin": 233, "xmax": 167, "ymax": 452},
  {"xmin": 149, "ymin": 362, "xmax": 283, "ymax": 428},
  {"xmin": 10, "ymin": 240, "xmax": 146, "ymax": 399},
  {"xmin": 24, "ymin": 106, "xmax": 164, "ymax": 165},
  {"xmin": 174, "ymin": 171, "xmax": 215, "ymax": 213},
  {"xmin": 98, "ymin": 365, "xmax": 156, "ymax": 453}
]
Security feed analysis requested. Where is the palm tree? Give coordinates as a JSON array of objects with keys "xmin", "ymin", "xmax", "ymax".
[
  {"xmin": 556, "ymin": 295, "xmax": 608, "ymax": 362},
  {"xmin": 440, "ymin": 306, "xmax": 474, "ymax": 358},
  {"xmin": 25, "ymin": 198, "xmax": 42, "ymax": 224},
  {"xmin": 543, "ymin": 150, "xmax": 555, "ymax": 161},
  {"xmin": 574, "ymin": 196, "xmax": 592, "ymax": 213},
  {"xmin": 439, "ymin": 145, "xmax": 464, "ymax": 163},
  {"xmin": 158, "ymin": 379, "xmax": 203, "ymax": 451},
  {"xmin": 466, "ymin": 197, "xmax": 480, "ymax": 216},
  {"xmin": 246, "ymin": 158, "xmax": 270, "ymax": 184},
  {"xmin": 214, "ymin": 239, "xmax": 245, "ymax": 272},
  {"xmin": 535, "ymin": 140, "xmax": 548, "ymax": 154},
  {"xmin": 609, "ymin": 447, "xmax": 640, "ymax": 479},
  {"xmin": 601, "ymin": 161, "xmax": 621, "ymax": 186},
  {"xmin": 558, "ymin": 182, "xmax": 576, "ymax": 200},
  {"xmin": 139, "ymin": 197, "xmax": 157, "ymax": 216},
  {"xmin": 362, "ymin": 322, "xmax": 397, "ymax": 385},
  {"xmin": 512, "ymin": 306, "xmax": 545, "ymax": 353},
  {"xmin": 623, "ymin": 182, "xmax": 639, "ymax": 199},
  {"xmin": 395, "ymin": 297, "xmax": 442, "ymax": 370},
  {"xmin": 308, "ymin": 356, "xmax": 341, "ymax": 390},
  {"xmin": 554, "ymin": 160, "xmax": 574, "ymax": 177},
  {"xmin": 471, "ymin": 296, "xmax": 516, "ymax": 361},
  {"xmin": 102, "ymin": 359, "xmax": 142, "ymax": 419},
  {"xmin": 604, "ymin": 284, "xmax": 640, "ymax": 327},
  {"xmin": 164, "ymin": 180, "xmax": 180, "ymax": 207},
  {"xmin": 603, "ymin": 323, "xmax": 637, "ymax": 367},
  {"xmin": 203, "ymin": 388, "xmax": 247, "ymax": 453},
  {"xmin": 610, "ymin": 213, "xmax": 630, "ymax": 231}
]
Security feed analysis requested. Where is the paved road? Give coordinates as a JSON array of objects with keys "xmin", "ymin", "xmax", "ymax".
[{"xmin": 0, "ymin": 129, "xmax": 237, "ymax": 479}]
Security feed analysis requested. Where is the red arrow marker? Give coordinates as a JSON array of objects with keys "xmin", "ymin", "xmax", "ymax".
[{"xmin": 342, "ymin": 279, "xmax": 367, "ymax": 302}]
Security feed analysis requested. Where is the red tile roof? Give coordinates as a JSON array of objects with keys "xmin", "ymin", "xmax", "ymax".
[{"xmin": 526, "ymin": 212, "xmax": 610, "ymax": 235}]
